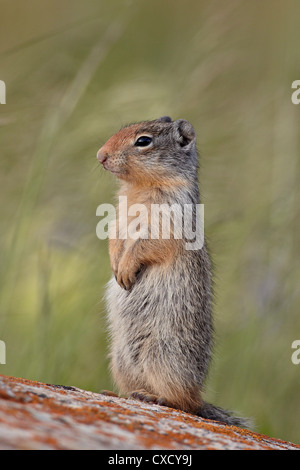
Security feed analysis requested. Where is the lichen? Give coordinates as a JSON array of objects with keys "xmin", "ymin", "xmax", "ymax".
[{"xmin": 0, "ymin": 375, "xmax": 298, "ymax": 450}]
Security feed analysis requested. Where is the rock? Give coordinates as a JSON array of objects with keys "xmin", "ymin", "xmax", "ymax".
[{"xmin": 0, "ymin": 374, "xmax": 298, "ymax": 450}]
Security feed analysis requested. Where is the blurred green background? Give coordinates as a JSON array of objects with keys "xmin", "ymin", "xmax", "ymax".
[{"xmin": 0, "ymin": 0, "xmax": 300, "ymax": 444}]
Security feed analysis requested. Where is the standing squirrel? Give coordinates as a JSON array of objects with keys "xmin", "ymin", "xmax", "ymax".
[{"xmin": 97, "ymin": 116, "xmax": 248, "ymax": 427}]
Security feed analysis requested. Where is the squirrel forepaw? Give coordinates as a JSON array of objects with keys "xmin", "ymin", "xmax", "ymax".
[
  {"xmin": 116, "ymin": 269, "xmax": 136, "ymax": 291},
  {"xmin": 116, "ymin": 256, "xmax": 140, "ymax": 291}
]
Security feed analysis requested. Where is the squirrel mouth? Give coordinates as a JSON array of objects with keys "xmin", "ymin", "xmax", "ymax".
[{"xmin": 102, "ymin": 163, "xmax": 124, "ymax": 176}]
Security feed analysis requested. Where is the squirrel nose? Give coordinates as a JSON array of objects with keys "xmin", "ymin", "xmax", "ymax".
[{"xmin": 97, "ymin": 149, "xmax": 108, "ymax": 164}]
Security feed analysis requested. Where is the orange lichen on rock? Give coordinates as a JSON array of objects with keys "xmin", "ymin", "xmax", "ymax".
[{"xmin": 0, "ymin": 374, "xmax": 298, "ymax": 450}]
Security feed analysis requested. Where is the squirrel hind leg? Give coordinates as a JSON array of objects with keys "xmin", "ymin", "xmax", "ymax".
[
  {"xmin": 129, "ymin": 388, "xmax": 202, "ymax": 415},
  {"xmin": 129, "ymin": 389, "xmax": 168, "ymax": 406}
]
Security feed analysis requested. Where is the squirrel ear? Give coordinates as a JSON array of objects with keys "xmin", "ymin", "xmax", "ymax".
[
  {"xmin": 173, "ymin": 119, "xmax": 196, "ymax": 148},
  {"xmin": 157, "ymin": 116, "xmax": 172, "ymax": 123}
]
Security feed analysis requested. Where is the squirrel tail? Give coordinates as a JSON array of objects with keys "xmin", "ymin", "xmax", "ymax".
[{"xmin": 197, "ymin": 401, "xmax": 252, "ymax": 429}]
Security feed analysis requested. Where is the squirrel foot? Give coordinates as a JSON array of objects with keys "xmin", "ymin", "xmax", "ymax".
[
  {"xmin": 129, "ymin": 389, "xmax": 171, "ymax": 407},
  {"xmin": 100, "ymin": 389, "xmax": 119, "ymax": 397}
]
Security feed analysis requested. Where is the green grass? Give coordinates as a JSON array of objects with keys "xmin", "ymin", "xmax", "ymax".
[{"xmin": 0, "ymin": 0, "xmax": 300, "ymax": 444}]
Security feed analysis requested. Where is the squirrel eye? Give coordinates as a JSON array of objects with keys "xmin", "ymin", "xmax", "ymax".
[{"xmin": 134, "ymin": 136, "xmax": 152, "ymax": 147}]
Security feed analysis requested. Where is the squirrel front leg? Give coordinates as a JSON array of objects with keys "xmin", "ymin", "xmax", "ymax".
[
  {"xmin": 109, "ymin": 237, "xmax": 125, "ymax": 279},
  {"xmin": 116, "ymin": 238, "xmax": 178, "ymax": 290},
  {"xmin": 108, "ymin": 215, "xmax": 127, "ymax": 278}
]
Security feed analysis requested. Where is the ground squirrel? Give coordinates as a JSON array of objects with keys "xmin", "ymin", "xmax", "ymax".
[{"xmin": 97, "ymin": 116, "xmax": 248, "ymax": 427}]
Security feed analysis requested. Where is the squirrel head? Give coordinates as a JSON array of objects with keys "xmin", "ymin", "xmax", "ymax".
[{"xmin": 97, "ymin": 117, "xmax": 198, "ymax": 187}]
